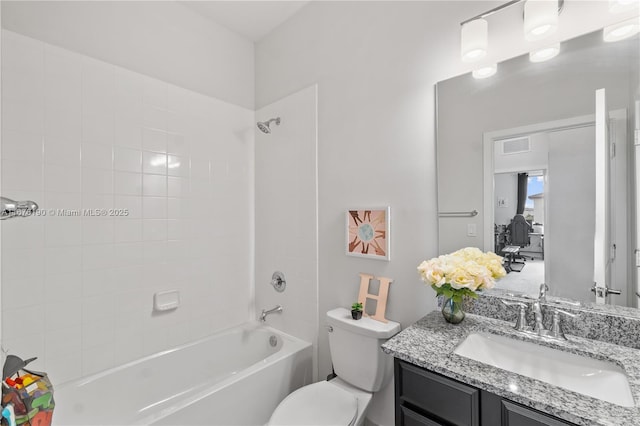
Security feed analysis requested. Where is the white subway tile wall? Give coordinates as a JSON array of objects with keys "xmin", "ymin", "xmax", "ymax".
[{"xmin": 1, "ymin": 30, "xmax": 254, "ymax": 383}]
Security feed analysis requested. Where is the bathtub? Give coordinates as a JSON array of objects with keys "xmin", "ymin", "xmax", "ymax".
[{"xmin": 53, "ymin": 323, "xmax": 312, "ymax": 425}]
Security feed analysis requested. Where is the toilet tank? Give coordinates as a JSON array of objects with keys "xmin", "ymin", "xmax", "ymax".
[{"xmin": 326, "ymin": 308, "xmax": 401, "ymax": 392}]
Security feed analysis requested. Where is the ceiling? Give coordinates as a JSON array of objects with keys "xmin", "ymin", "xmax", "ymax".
[{"xmin": 182, "ymin": 1, "xmax": 311, "ymax": 42}]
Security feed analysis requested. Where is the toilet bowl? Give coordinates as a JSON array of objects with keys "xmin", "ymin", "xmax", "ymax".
[
  {"xmin": 267, "ymin": 378, "xmax": 372, "ymax": 426},
  {"xmin": 267, "ymin": 308, "xmax": 400, "ymax": 426}
]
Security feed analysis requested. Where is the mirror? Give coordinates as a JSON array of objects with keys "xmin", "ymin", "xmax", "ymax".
[{"xmin": 436, "ymin": 29, "xmax": 639, "ymax": 307}]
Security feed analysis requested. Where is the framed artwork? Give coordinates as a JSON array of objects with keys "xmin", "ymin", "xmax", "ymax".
[{"xmin": 346, "ymin": 207, "xmax": 390, "ymax": 261}]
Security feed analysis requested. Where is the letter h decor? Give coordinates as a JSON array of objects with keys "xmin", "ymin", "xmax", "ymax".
[{"xmin": 356, "ymin": 273, "xmax": 392, "ymax": 323}]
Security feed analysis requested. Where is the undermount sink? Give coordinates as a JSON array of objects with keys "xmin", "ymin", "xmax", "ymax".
[{"xmin": 454, "ymin": 332, "xmax": 635, "ymax": 407}]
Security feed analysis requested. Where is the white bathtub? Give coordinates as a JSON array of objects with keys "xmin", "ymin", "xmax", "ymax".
[{"xmin": 53, "ymin": 323, "xmax": 312, "ymax": 426}]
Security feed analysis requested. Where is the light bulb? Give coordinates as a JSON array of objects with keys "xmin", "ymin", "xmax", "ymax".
[
  {"xmin": 531, "ymin": 24, "xmax": 552, "ymax": 36},
  {"xmin": 609, "ymin": 0, "xmax": 638, "ymax": 14},
  {"xmin": 472, "ymin": 64, "xmax": 498, "ymax": 79},
  {"xmin": 524, "ymin": 0, "xmax": 559, "ymax": 41},
  {"xmin": 529, "ymin": 43, "xmax": 560, "ymax": 62},
  {"xmin": 603, "ymin": 17, "xmax": 640, "ymax": 42},
  {"xmin": 461, "ymin": 19, "xmax": 488, "ymax": 62}
]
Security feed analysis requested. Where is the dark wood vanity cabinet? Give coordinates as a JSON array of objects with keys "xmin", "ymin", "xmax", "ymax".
[{"xmin": 394, "ymin": 359, "xmax": 577, "ymax": 426}]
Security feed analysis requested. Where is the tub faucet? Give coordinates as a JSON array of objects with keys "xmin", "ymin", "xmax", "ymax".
[{"xmin": 260, "ymin": 305, "xmax": 283, "ymax": 322}]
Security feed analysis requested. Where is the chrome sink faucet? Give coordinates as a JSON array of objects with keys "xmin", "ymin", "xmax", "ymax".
[
  {"xmin": 538, "ymin": 283, "xmax": 549, "ymax": 302},
  {"xmin": 260, "ymin": 305, "xmax": 283, "ymax": 322},
  {"xmin": 500, "ymin": 300, "xmax": 529, "ymax": 332},
  {"xmin": 501, "ymin": 284, "xmax": 577, "ymax": 340},
  {"xmin": 531, "ymin": 299, "xmax": 547, "ymax": 334},
  {"xmin": 549, "ymin": 308, "xmax": 577, "ymax": 340}
]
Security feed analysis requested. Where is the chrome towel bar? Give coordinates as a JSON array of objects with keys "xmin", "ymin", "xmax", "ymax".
[{"xmin": 438, "ymin": 209, "xmax": 478, "ymax": 218}]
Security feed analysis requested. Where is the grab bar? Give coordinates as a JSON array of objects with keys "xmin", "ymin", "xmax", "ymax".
[
  {"xmin": 1, "ymin": 197, "xmax": 39, "ymax": 220},
  {"xmin": 438, "ymin": 209, "xmax": 478, "ymax": 218}
]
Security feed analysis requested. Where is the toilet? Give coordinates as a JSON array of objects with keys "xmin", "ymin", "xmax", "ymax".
[{"xmin": 268, "ymin": 307, "xmax": 401, "ymax": 426}]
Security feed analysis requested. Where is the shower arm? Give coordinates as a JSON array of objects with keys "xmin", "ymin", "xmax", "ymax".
[{"xmin": 0, "ymin": 197, "xmax": 39, "ymax": 220}]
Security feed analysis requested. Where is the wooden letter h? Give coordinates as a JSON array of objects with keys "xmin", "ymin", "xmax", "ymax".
[{"xmin": 357, "ymin": 273, "xmax": 392, "ymax": 323}]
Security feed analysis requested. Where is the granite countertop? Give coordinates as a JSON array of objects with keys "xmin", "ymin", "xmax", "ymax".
[{"xmin": 382, "ymin": 311, "xmax": 640, "ymax": 426}]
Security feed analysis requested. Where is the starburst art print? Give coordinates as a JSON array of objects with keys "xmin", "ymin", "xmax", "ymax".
[{"xmin": 346, "ymin": 207, "xmax": 390, "ymax": 261}]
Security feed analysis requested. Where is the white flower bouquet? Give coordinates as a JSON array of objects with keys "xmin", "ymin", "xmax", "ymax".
[{"xmin": 417, "ymin": 247, "xmax": 506, "ymax": 304}]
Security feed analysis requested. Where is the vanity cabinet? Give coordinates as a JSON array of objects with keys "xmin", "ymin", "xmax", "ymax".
[{"xmin": 394, "ymin": 359, "xmax": 576, "ymax": 426}]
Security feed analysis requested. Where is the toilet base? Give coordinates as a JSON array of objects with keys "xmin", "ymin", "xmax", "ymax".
[
  {"xmin": 328, "ymin": 377, "xmax": 373, "ymax": 426},
  {"xmin": 267, "ymin": 377, "xmax": 373, "ymax": 426}
]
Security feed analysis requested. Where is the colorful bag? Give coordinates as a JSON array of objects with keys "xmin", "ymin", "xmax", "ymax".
[{"xmin": 1, "ymin": 355, "xmax": 54, "ymax": 426}]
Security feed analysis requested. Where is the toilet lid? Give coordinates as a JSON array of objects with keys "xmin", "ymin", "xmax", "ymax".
[{"xmin": 268, "ymin": 381, "xmax": 358, "ymax": 426}]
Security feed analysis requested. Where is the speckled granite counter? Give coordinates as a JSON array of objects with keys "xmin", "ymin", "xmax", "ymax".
[
  {"xmin": 465, "ymin": 290, "xmax": 640, "ymax": 349},
  {"xmin": 382, "ymin": 311, "xmax": 640, "ymax": 426}
]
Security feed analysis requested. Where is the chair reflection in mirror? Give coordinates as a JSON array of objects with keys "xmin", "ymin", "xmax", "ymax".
[
  {"xmin": 501, "ymin": 214, "xmax": 533, "ymax": 273},
  {"xmin": 494, "ymin": 224, "xmax": 508, "ymax": 254}
]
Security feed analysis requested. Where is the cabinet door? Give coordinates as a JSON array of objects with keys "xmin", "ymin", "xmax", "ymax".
[
  {"xmin": 501, "ymin": 400, "xmax": 575, "ymax": 426},
  {"xmin": 395, "ymin": 360, "xmax": 480, "ymax": 426},
  {"xmin": 399, "ymin": 406, "xmax": 446, "ymax": 426}
]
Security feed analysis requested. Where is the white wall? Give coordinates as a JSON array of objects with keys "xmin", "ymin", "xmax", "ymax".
[
  {"xmin": 256, "ymin": 2, "xmax": 473, "ymax": 424},
  {"xmin": 1, "ymin": 1, "xmax": 254, "ymax": 109},
  {"xmin": 494, "ymin": 173, "xmax": 517, "ymax": 226},
  {"xmin": 255, "ymin": 84, "xmax": 318, "ymax": 379},
  {"xmin": 1, "ymin": 30, "xmax": 254, "ymax": 384}
]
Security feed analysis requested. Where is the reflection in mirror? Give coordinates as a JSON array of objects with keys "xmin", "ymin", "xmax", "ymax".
[
  {"xmin": 436, "ymin": 29, "xmax": 639, "ymax": 308},
  {"xmin": 493, "ymin": 162, "xmax": 546, "ymax": 296},
  {"xmin": 485, "ymin": 112, "xmax": 628, "ymax": 304}
]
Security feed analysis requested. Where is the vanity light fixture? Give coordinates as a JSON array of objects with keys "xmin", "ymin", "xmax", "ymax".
[
  {"xmin": 529, "ymin": 42, "xmax": 560, "ymax": 62},
  {"xmin": 603, "ymin": 17, "xmax": 640, "ymax": 42},
  {"xmin": 461, "ymin": 18, "xmax": 488, "ymax": 62},
  {"xmin": 472, "ymin": 64, "xmax": 498, "ymax": 79},
  {"xmin": 608, "ymin": 0, "xmax": 638, "ymax": 14},
  {"xmin": 524, "ymin": 0, "xmax": 559, "ymax": 41},
  {"xmin": 459, "ymin": 0, "xmax": 565, "ymax": 70}
]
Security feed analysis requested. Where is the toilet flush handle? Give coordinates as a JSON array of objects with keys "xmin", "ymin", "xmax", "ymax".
[{"xmin": 326, "ymin": 325, "xmax": 333, "ymax": 332}]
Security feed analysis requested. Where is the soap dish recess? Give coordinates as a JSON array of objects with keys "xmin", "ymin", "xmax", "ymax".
[{"xmin": 154, "ymin": 290, "xmax": 180, "ymax": 311}]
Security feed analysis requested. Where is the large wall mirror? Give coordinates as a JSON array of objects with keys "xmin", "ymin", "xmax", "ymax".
[{"xmin": 436, "ymin": 29, "xmax": 639, "ymax": 308}]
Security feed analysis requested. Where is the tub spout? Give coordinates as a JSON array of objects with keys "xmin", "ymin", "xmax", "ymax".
[{"xmin": 260, "ymin": 305, "xmax": 283, "ymax": 322}]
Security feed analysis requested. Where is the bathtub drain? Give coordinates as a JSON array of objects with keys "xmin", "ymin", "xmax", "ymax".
[{"xmin": 269, "ymin": 335, "xmax": 278, "ymax": 347}]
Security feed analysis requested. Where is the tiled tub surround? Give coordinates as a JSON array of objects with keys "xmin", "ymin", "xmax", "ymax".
[
  {"xmin": 1, "ymin": 31, "xmax": 254, "ymax": 382},
  {"xmin": 382, "ymin": 311, "xmax": 640, "ymax": 426},
  {"xmin": 465, "ymin": 291, "xmax": 640, "ymax": 349}
]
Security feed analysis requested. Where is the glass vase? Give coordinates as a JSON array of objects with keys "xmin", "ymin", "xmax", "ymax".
[{"xmin": 441, "ymin": 296, "xmax": 465, "ymax": 324}]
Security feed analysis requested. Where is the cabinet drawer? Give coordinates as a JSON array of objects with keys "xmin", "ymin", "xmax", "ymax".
[
  {"xmin": 396, "ymin": 360, "xmax": 480, "ymax": 426},
  {"xmin": 399, "ymin": 406, "xmax": 445, "ymax": 426},
  {"xmin": 501, "ymin": 400, "xmax": 575, "ymax": 426}
]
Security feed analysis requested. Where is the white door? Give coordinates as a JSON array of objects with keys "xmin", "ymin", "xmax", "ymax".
[
  {"xmin": 593, "ymin": 88, "xmax": 613, "ymax": 304},
  {"xmin": 547, "ymin": 125, "xmax": 595, "ymax": 303}
]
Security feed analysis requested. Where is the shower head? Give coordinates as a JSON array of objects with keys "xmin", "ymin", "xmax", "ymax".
[{"xmin": 257, "ymin": 117, "xmax": 281, "ymax": 134}]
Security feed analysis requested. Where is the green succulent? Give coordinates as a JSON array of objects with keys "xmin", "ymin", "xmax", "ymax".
[{"xmin": 351, "ymin": 302, "xmax": 363, "ymax": 311}]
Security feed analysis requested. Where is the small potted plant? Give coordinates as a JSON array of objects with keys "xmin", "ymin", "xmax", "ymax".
[{"xmin": 351, "ymin": 302, "xmax": 363, "ymax": 320}]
